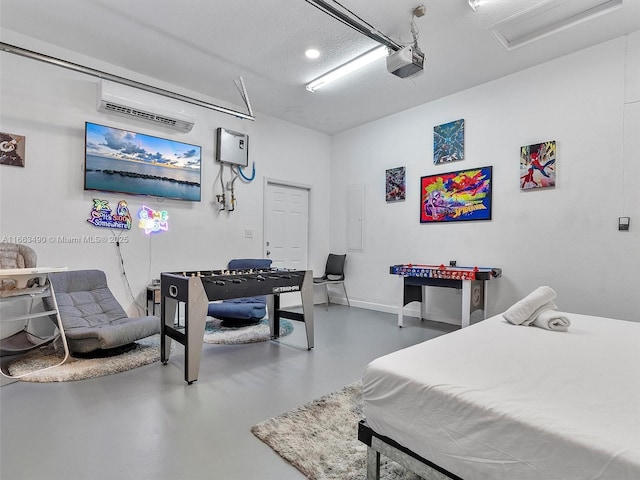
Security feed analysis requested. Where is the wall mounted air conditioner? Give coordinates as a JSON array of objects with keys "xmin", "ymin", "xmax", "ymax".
[{"xmin": 97, "ymin": 80, "xmax": 196, "ymax": 132}]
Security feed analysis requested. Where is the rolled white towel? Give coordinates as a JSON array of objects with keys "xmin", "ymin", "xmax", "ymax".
[
  {"xmin": 502, "ymin": 286, "xmax": 557, "ymax": 325},
  {"xmin": 532, "ymin": 310, "xmax": 571, "ymax": 331},
  {"xmin": 520, "ymin": 301, "xmax": 557, "ymax": 326}
]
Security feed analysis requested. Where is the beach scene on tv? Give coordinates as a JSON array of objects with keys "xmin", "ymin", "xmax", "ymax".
[{"xmin": 84, "ymin": 122, "xmax": 202, "ymax": 201}]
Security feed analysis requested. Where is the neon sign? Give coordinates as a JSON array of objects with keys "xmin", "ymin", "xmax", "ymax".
[
  {"xmin": 138, "ymin": 206, "xmax": 169, "ymax": 234},
  {"xmin": 87, "ymin": 199, "xmax": 132, "ymax": 230}
]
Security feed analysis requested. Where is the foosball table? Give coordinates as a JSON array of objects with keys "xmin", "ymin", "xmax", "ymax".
[
  {"xmin": 160, "ymin": 268, "xmax": 314, "ymax": 384},
  {"xmin": 390, "ymin": 263, "xmax": 502, "ymax": 328}
]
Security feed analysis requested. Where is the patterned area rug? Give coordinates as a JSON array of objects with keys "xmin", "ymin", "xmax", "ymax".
[
  {"xmin": 6, "ymin": 319, "xmax": 294, "ymax": 382},
  {"xmin": 6, "ymin": 335, "xmax": 163, "ymax": 383},
  {"xmin": 204, "ymin": 317, "xmax": 293, "ymax": 344},
  {"xmin": 252, "ymin": 382, "xmax": 443, "ymax": 480}
]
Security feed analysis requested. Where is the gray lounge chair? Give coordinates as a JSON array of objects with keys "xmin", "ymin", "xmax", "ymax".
[{"xmin": 45, "ymin": 269, "xmax": 160, "ymax": 355}]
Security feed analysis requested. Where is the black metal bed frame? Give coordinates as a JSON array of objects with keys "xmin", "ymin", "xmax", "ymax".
[{"xmin": 358, "ymin": 420, "xmax": 463, "ymax": 480}]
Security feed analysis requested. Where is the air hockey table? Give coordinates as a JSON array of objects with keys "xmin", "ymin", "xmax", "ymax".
[{"xmin": 390, "ymin": 263, "xmax": 502, "ymax": 328}]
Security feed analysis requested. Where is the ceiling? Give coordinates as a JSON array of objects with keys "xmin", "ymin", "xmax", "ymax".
[{"xmin": 1, "ymin": 0, "xmax": 639, "ymax": 135}]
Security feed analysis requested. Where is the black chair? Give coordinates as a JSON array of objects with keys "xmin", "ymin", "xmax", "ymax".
[{"xmin": 313, "ymin": 254, "xmax": 349, "ymax": 308}]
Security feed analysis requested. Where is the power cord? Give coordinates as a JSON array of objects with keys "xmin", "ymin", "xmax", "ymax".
[{"xmin": 112, "ymin": 229, "xmax": 146, "ymax": 316}]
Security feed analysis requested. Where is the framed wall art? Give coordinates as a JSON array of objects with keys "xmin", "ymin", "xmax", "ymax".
[
  {"xmin": 0, "ymin": 132, "xmax": 26, "ymax": 167},
  {"xmin": 420, "ymin": 166, "xmax": 492, "ymax": 223},
  {"xmin": 520, "ymin": 140, "xmax": 556, "ymax": 190},
  {"xmin": 385, "ymin": 166, "xmax": 406, "ymax": 202},
  {"xmin": 434, "ymin": 119, "xmax": 464, "ymax": 165}
]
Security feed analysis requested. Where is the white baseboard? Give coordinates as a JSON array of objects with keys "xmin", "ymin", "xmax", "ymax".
[{"xmin": 321, "ymin": 297, "xmax": 462, "ymax": 326}]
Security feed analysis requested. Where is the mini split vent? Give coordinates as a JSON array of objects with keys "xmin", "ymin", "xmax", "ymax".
[
  {"xmin": 97, "ymin": 80, "xmax": 196, "ymax": 132},
  {"xmin": 100, "ymin": 102, "xmax": 191, "ymax": 130}
]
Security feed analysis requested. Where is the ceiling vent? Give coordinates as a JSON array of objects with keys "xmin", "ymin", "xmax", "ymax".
[
  {"xmin": 490, "ymin": 0, "xmax": 623, "ymax": 50},
  {"xmin": 97, "ymin": 80, "xmax": 195, "ymax": 132}
]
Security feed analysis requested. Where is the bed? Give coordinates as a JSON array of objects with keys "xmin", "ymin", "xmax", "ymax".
[{"xmin": 360, "ymin": 313, "xmax": 640, "ymax": 480}]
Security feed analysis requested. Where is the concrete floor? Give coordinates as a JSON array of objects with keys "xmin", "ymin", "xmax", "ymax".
[{"xmin": 0, "ymin": 305, "xmax": 457, "ymax": 480}]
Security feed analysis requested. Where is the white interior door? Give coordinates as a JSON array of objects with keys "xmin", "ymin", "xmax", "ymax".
[{"xmin": 264, "ymin": 181, "xmax": 309, "ymax": 270}]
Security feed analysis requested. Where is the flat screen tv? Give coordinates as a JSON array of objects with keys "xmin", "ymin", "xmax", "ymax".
[{"xmin": 84, "ymin": 122, "xmax": 202, "ymax": 202}]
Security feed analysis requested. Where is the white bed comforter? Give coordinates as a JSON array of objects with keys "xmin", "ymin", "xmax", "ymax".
[{"xmin": 362, "ymin": 314, "xmax": 640, "ymax": 480}]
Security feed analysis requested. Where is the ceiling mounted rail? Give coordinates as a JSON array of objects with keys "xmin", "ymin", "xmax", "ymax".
[
  {"xmin": 0, "ymin": 42, "xmax": 255, "ymax": 122},
  {"xmin": 304, "ymin": 0, "xmax": 403, "ymax": 51}
]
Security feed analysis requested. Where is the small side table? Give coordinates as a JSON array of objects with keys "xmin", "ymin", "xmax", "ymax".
[{"xmin": 146, "ymin": 284, "xmax": 161, "ymax": 316}]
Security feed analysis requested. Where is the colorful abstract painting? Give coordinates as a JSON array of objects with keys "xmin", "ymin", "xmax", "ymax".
[
  {"xmin": 434, "ymin": 119, "xmax": 464, "ymax": 165},
  {"xmin": 420, "ymin": 166, "xmax": 492, "ymax": 223},
  {"xmin": 385, "ymin": 166, "xmax": 406, "ymax": 202},
  {"xmin": 520, "ymin": 140, "xmax": 556, "ymax": 190}
]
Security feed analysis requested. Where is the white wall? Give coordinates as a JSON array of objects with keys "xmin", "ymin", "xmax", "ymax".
[
  {"xmin": 2, "ymin": 31, "xmax": 639, "ymax": 323},
  {"xmin": 330, "ymin": 34, "xmax": 640, "ymax": 322},
  {"xmin": 0, "ymin": 31, "xmax": 332, "ymax": 314}
]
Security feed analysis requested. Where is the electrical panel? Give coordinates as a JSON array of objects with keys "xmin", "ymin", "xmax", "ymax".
[{"xmin": 216, "ymin": 127, "xmax": 248, "ymax": 167}]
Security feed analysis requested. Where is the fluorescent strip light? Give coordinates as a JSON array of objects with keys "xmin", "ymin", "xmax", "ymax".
[
  {"xmin": 490, "ymin": 0, "xmax": 623, "ymax": 50},
  {"xmin": 306, "ymin": 46, "xmax": 388, "ymax": 92}
]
